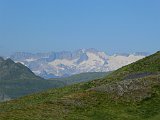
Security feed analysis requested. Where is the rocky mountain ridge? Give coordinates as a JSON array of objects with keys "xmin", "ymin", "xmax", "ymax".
[{"xmin": 10, "ymin": 49, "xmax": 148, "ymax": 78}]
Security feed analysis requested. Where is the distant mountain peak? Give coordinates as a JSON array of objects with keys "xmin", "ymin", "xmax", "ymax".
[
  {"xmin": 132, "ymin": 52, "xmax": 150, "ymax": 56},
  {"xmin": 0, "ymin": 56, "xmax": 41, "ymax": 81},
  {"xmin": 6, "ymin": 58, "xmax": 15, "ymax": 64},
  {"xmin": 10, "ymin": 49, "xmax": 148, "ymax": 78},
  {"xmin": 86, "ymin": 48, "xmax": 99, "ymax": 53}
]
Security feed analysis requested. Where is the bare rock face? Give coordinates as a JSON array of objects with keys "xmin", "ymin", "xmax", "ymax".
[{"xmin": 91, "ymin": 73, "xmax": 160, "ymax": 101}]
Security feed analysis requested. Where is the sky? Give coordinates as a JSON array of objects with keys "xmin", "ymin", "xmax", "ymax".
[{"xmin": 0, "ymin": 0, "xmax": 160, "ymax": 56}]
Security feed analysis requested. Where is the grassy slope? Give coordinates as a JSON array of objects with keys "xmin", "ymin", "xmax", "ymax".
[
  {"xmin": 92, "ymin": 51, "xmax": 160, "ymax": 86},
  {"xmin": 50, "ymin": 72, "xmax": 108, "ymax": 85},
  {"xmin": 0, "ymin": 72, "xmax": 106, "ymax": 101},
  {"xmin": 0, "ymin": 51, "xmax": 160, "ymax": 120}
]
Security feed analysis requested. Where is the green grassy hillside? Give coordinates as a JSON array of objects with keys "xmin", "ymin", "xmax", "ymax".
[
  {"xmin": 92, "ymin": 51, "xmax": 160, "ymax": 86},
  {"xmin": 50, "ymin": 72, "xmax": 108, "ymax": 85},
  {"xmin": 0, "ymin": 51, "xmax": 160, "ymax": 120}
]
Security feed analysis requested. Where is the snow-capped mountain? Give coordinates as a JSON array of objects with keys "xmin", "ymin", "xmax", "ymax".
[{"xmin": 10, "ymin": 49, "xmax": 148, "ymax": 78}]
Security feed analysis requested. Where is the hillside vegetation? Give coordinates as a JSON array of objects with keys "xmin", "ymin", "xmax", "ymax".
[
  {"xmin": 0, "ymin": 57, "xmax": 106, "ymax": 102},
  {"xmin": 50, "ymin": 72, "xmax": 108, "ymax": 85},
  {"xmin": 0, "ymin": 51, "xmax": 160, "ymax": 120}
]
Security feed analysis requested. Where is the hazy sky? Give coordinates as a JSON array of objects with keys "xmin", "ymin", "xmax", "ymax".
[{"xmin": 0, "ymin": 0, "xmax": 160, "ymax": 56}]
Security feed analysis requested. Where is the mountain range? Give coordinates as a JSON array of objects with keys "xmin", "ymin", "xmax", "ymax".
[
  {"xmin": 10, "ymin": 48, "xmax": 148, "ymax": 78},
  {"xmin": 0, "ymin": 51, "xmax": 159, "ymax": 120}
]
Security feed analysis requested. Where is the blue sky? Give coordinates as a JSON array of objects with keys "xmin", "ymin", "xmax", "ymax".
[{"xmin": 0, "ymin": 0, "xmax": 160, "ymax": 56}]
